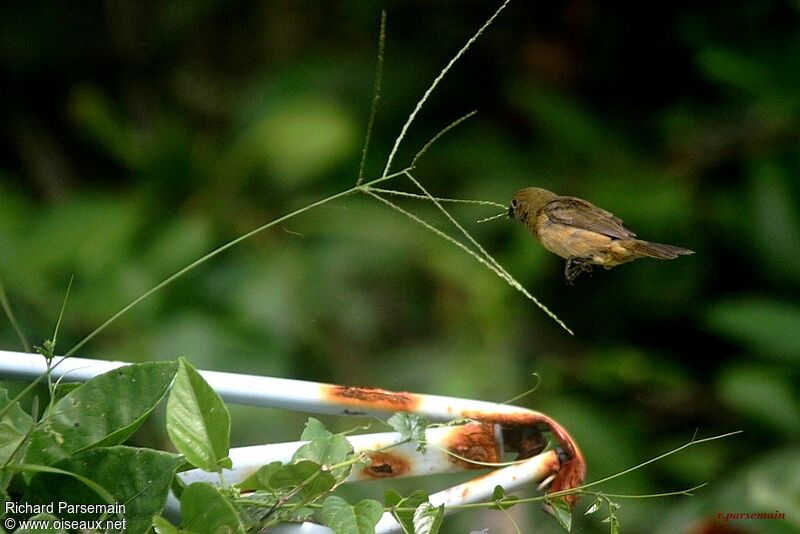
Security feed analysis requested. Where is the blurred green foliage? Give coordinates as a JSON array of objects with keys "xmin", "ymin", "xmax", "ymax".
[{"xmin": 1, "ymin": 1, "xmax": 799, "ymax": 532}]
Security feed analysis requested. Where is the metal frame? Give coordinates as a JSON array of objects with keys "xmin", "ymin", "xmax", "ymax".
[{"xmin": 0, "ymin": 350, "xmax": 585, "ymax": 532}]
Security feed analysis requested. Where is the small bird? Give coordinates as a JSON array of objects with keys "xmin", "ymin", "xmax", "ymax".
[{"xmin": 509, "ymin": 187, "xmax": 694, "ymax": 283}]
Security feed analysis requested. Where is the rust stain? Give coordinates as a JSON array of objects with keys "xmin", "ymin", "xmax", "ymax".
[
  {"xmin": 359, "ymin": 451, "xmax": 411, "ymax": 479},
  {"xmin": 323, "ymin": 385, "xmax": 420, "ymax": 413},
  {"xmin": 500, "ymin": 426, "xmax": 548, "ymax": 459},
  {"xmin": 460, "ymin": 409, "xmax": 586, "ymax": 509},
  {"xmin": 547, "ymin": 455, "xmax": 586, "ymax": 507},
  {"xmin": 444, "ymin": 423, "xmax": 501, "ymax": 470}
]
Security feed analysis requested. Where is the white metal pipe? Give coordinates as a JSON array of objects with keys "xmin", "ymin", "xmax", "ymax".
[
  {"xmin": 179, "ymin": 425, "xmax": 501, "ymax": 488},
  {"xmin": 0, "ymin": 351, "xmax": 558, "ymax": 422},
  {"xmin": 375, "ymin": 449, "xmax": 559, "ymax": 533}
]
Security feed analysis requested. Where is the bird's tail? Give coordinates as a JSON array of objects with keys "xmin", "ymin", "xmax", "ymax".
[{"xmin": 625, "ymin": 240, "xmax": 694, "ymax": 260}]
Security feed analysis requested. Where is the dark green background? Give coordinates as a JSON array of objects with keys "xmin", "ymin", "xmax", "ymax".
[{"xmin": 1, "ymin": 1, "xmax": 798, "ymax": 532}]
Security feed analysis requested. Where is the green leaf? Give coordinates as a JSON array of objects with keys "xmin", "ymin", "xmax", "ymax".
[
  {"xmin": 25, "ymin": 446, "xmax": 182, "ymax": 534},
  {"xmin": 269, "ymin": 460, "xmax": 335, "ymax": 500},
  {"xmin": 24, "ymin": 361, "xmax": 178, "ymax": 466},
  {"xmin": 51, "ymin": 383, "xmax": 82, "ymax": 403},
  {"xmin": 383, "ymin": 489, "xmax": 403, "ymax": 507},
  {"xmin": 237, "ymin": 461, "xmax": 283, "ymax": 492},
  {"xmin": 166, "ymin": 358, "xmax": 231, "ymax": 472},
  {"xmin": 0, "ymin": 389, "xmax": 33, "ymax": 459},
  {"xmin": 386, "ymin": 490, "xmax": 428, "ymax": 534},
  {"xmin": 321, "ymin": 496, "xmax": 383, "ymax": 534},
  {"xmin": 490, "ymin": 485, "xmax": 519, "ymax": 510},
  {"xmin": 602, "ymin": 512, "xmax": 621, "ymax": 534},
  {"xmin": 412, "ymin": 502, "xmax": 444, "ymax": 534},
  {"xmin": 387, "ymin": 413, "xmax": 428, "ymax": 452},
  {"xmin": 547, "ymin": 497, "xmax": 572, "ymax": 532},
  {"xmin": 0, "ymin": 422, "xmax": 27, "ymax": 465},
  {"xmin": 584, "ymin": 497, "xmax": 602, "ymax": 515},
  {"xmin": 180, "ymin": 482, "xmax": 245, "ymax": 534},
  {"xmin": 8, "ymin": 463, "xmax": 116, "ymax": 505},
  {"xmin": 13, "ymin": 513, "xmax": 66, "ymax": 534},
  {"xmin": 0, "ymin": 389, "xmax": 33, "ymax": 490},
  {"xmin": 292, "ymin": 418, "xmax": 354, "ymax": 481},
  {"xmin": 300, "ymin": 417, "xmax": 333, "ymax": 440}
]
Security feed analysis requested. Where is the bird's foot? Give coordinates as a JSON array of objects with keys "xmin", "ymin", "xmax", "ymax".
[{"xmin": 564, "ymin": 258, "xmax": 593, "ymax": 285}]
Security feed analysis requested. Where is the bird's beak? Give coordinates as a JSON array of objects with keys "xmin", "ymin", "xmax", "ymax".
[{"xmin": 507, "ymin": 205, "xmax": 515, "ymax": 219}]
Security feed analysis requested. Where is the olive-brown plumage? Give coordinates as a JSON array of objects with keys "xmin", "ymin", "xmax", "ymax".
[{"xmin": 509, "ymin": 187, "xmax": 694, "ymax": 282}]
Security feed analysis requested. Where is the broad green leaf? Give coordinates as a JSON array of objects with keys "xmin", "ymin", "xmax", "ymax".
[
  {"xmin": 292, "ymin": 418, "xmax": 353, "ymax": 481},
  {"xmin": 0, "ymin": 422, "xmax": 28, "ymax": 465},
  {"xmin": 24, "ymin": 361, "xmax": 178, "ymax": 466},
  {"xmin": 0, "ymin": 389, "xmax": 33, "ymax": 473},
  {"xmin": 383, "ymin": 489, "xmax": 403, "ymax": 507},
  {"xmin": 180, "ymin": 482, "xmax": 244, "ymax": 534},
  {"xmin": 387, "ymin": 413, "xmax": 428, "ymax": 452},
  {"xmin": 9, "ymin": 462, "xmax": 116, "ymax": 512},
  {"xmin": 1, "ymin": 388, "xmax": 33, "ymax": 431},
  {"xmin": 385, "ymin": 490, "xmax": 428, "ymax": 534},
  {"xmin": 13, "ymin": 513, "xmax": 66, "ymax": 534},
  {"xmin": 25, "ymin": 446, "xmax": 182, "ymax": 534},
  {"xmin": 166, "ymin": 358, "xmax": 231, "ymax": 472},
  {"xmin": 548, "ymin": 497, "xmax": 572, "ymax": 532},
  {"xmin": 412, "ymin": 502, "xmax": 443, "ymax": 534},
  {"xmin": 321, "ymin": 496, "xmax": 383, "ymax": 534},
  {"xmin": 51, "ymin": 383, "xmax": 82, "ymax": 403},
  {"xmin": 269, "ymin": 460, "xmax": 335, "ymax": 500},
  {"xmin": 300, "ymin": 417, "xmax": 333, "ymax": 440},
  {"xmin": 237, "ymin": 461, "xmax": 282, "ymax": 492}
]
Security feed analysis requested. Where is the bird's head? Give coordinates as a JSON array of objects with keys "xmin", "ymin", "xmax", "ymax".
[{"xmin": 509, "ymin": 187, "xmax": 557, "ymax": 224}]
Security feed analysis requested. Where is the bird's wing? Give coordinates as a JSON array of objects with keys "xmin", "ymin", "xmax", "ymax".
[{"xmin": 544, "ymin": 196, "xmax": 637, "ymax": 239}]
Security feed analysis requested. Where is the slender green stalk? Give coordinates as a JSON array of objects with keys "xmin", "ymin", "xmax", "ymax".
[
  {"xmin": 356, "ymin": 10, "xmax": 387, "ymax": 186},
  {"xmin": 381, "ymin": 0, "xmax": 512, "ymax": 178},
  {"xmin": 50, "ymin": 275, "xmax": 73, "ymax": 352},
  {"xmin": 0, "ymin": 274, "xmax": 31, "ymax": 353},
  {"xmin": 499, "ymin": 506, "xmax": 522, "ymax": 534},
  {"xmin": 411, "ymin": 110, "xmax": 478, "ymax": 168},
  {"xmin": 598, "ymin": 483, "xmax": 707, "ymax": 499},
  {"xmin": 477, "ymin": 211, "xmax": 508, "ymax": 223},
  {"xmin": 367, "ymin": 188, "xmax": 505, "ymax": 208},
  {"xmin": 392, "ymin": 484, "xmax": 709, "ymax": 513},
  {"xmin": 366, "ymin": 191, "xmax": 506, "ymax": 276},
  {"xmin": 428, "ymin": 442, "xmax": 525, "ymax": 468},
  {"xmin": 403, "ymin": 170, "xmax": 505, "ymax": 273},
  {"xmin": 501, "ymin": 373, "xmax": 541, "ymax": 405},
  {"xmin": 574, "ymin": 430, "xmax": 742, "ymax": 491}
]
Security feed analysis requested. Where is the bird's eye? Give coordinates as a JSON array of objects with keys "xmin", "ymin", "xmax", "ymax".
[{"xmin": 511, "ymin": 199, "xmax": 517, "ymax": 207}]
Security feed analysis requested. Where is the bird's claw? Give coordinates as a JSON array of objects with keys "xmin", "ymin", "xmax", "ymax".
[{"xmin": 564, "ymin": 258, "xmax": 593, "ymax": 285}]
